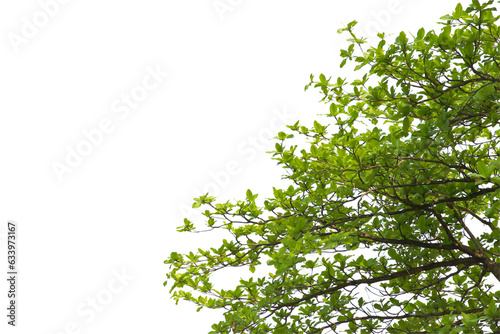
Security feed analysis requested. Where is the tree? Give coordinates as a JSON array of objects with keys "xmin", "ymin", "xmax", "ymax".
[{"xmin": 164, "ymin": 1, "xmax": 500, "ymax": 332}]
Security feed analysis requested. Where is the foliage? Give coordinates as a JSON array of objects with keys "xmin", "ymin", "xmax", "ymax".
[{"xmin": 165, "ymin": 1, "xmax": 500, "ymax": 332}]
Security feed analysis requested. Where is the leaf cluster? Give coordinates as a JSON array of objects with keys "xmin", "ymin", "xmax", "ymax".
[{"xmin": 165, "ymin": 1, "xmax": 500, "ymax": 333}]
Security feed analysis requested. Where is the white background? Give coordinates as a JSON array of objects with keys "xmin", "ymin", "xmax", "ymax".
[{"xmin": 0, "ymin": 0, "xmax": 460, "ymax": 333}]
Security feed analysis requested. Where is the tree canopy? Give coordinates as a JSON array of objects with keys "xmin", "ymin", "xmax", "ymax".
[{"xmin": 165, "ymin": 1, "xmax": 500, "ymax": 332}]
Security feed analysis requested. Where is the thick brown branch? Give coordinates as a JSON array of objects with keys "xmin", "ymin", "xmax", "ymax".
[
  {"xmin": 279, "ymin": 257, "xmax": 478, "ymax": 308},
  {"xmin": 325, "ymin": 307, "xmax": 484, "ymax": 328},
  {"xmin": 356, "ymin": 232, "xmax": 457, "ymax": 251}
]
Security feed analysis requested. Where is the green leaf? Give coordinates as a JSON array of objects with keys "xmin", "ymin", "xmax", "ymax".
[
  {"xmin": 491, "ymin": 177, "xmax": 500, "ymax": 185},
  {"xmin": 477, "ymin": 161, "xmax": 491, "ymax": 178},
  {"xmin": 417, "ymin": 28, "xmax": 425, "ymax": 40},
  {"xmin": 330, "ymin": 103, "xmax": 338, "ymax": 116},
  {"xmin": 453, "ymin": 3, "xmax": 464, "ymax": 19},
  {"xmin": 402, "ymin": 117, "xmax": 410, "ymax": 133},
  {"xmin": 387, "ymin": 248, "xmax": 399, "ymax": 261}
]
